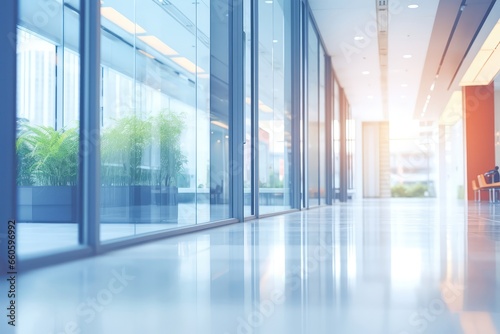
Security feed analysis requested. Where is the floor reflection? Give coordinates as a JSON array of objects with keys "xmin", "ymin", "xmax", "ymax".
[{"xmin": 12, "ymin": 199, "xmax": 500, "ymax": 334}]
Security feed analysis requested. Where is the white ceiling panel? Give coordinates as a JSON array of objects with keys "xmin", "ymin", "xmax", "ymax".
[{"xmin": 309, "ymin": 0, "xmax": 498, "ymax": 123}]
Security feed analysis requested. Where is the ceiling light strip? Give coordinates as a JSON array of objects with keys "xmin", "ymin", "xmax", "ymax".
[{"xmin": 377, "ymin": 0, "xmax": 389, "ymax": 119}]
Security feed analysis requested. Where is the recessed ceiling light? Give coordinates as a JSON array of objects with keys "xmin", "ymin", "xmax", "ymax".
[
  {"xmin": 273, "ymin": 39, "xmax": 278, "ymax": 43},
  {"xmin": 403, "ymin": 54, "xmax": 412, "ymax": 59},
  {"xmin": 354, "ymin": 36, "xmax": 364, "ymax": 41},
  {"xmin": 362, "ymin": 71, "xmax": 370, "ymax": 75},
  {"xmin": 408, "ymin": 4, "xmax": 419, "ymax": 9},
  {"xmin": 265, "ymin": 0, "xmax": 273, "ymax": 3}
]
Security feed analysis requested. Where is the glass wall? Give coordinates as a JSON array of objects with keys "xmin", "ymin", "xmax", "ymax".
[
  {"xmin": 258, "ymin": 0, "xmax": 293, "ymax": 214},
  {"xmin": 11, "ymin": 0, "xmax": 336, "ymax": 264},
  {"xmin": 333, "ymin": 80, "xmax": 341, "ymax": 199},
  {"xmin": 16, "ymin": 0, "xmax": 81, "ymax": 256},
  {"xmin": 390, "ymin": 120, "xmax": 438, "ymax": 197},
  {"xmin": 307, "ymin": 18, "xmax": 319, "ymax": 207},
  {"xmin": 306, "ymin": 17, "xmax": 327, "ymax": 207},
  {"xmin": 244, "ymin": 0, "xmax": 253, "ymax": 217},
  {"xmin": 319, "ymin": 45, "xmax": 327, "ymax": 204},
  {"xmin": 347, "ymin": 106, "xmax": 355, "ymax": 192},
  {"xmin": 99, "ymin": 0, "xmax": 230, "ymax": 240}
]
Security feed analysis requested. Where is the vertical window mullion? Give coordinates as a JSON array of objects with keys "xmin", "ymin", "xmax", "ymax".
[{"xmin": 79, "ymin": 0, "xmax": 101, "ymax": 250}]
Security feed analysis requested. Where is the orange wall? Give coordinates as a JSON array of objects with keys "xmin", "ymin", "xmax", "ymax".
[{"xmin": 464, "ymin": 83, "xmax": 495, "ymax": 200}]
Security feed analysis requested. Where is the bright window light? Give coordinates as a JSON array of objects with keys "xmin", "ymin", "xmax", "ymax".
[{"xmin": 460, "ymin": 20, "xmax": 500, "ymax": 86}]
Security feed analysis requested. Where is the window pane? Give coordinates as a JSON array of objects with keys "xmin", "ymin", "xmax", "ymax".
[
  {"xmin": 258, "ymin": 0, "xmax": 293, "ymax": 214},
  {"xmin": 16, "ymin": 1, "xmax": 81, "ymax": 256},
  {"xmin": 100, "ymin": 0, "xmax": 230, "ymax": 241},
  {"xmin": 307, "ymin": 19, "xmax": 319, "ymax": 207},
  {"xmin": 319, "ymin": 45, "xmax": 326, "ymax": 204},
  {"xmin": 244, "ymin": 0, "xmax": 253, "ymax": 217},
  {"xmin": 333, "ymin": 80, "xmax": 340, "ymax": 199}
]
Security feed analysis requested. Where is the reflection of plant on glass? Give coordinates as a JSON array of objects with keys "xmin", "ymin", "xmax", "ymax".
[
  {"xmin": 153, "ymin": 110, "xmax": 187, "ymax": 188},
  {"xmin": 101, "ymin": 111, "xmax": 187, "ymax": 188},
  {"xmin": 16, "ymin": 120, "xmax": 78, "ymax": 186},
  {"xmin": 260, "ymin": 172, "xmax": 283, "ymax": 188},
  {"xmin": 101, "ymin": 115, "xmax": 152, "ymax": 186}
]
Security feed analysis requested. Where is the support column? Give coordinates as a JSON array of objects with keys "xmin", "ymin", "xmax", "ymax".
[
  {"xmin": 379, "ymin": 122, "xmax": 391, "ymax": 198},
  {"xmin": 339, "ymin": 89, "xmax": 348, "ymax": 202},
  {"xmin": 464, "ymin": 83, "xmax": 495, "ymax": 200},
  {"xmin": 362, "ymin": 122, "xmax": 390, "ymax": 198},
  {"xmin": 0, "ymin": 0, "xmax": 17, "ymax": 278}
]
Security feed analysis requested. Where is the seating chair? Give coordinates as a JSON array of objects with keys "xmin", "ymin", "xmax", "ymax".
[
  {"xmin": 471, "ymin": 179, "xmax": 482, "ymax": 202},
  {"xmin": 477, "ymin": 174, "xmax": 500, "ymax": 202}
]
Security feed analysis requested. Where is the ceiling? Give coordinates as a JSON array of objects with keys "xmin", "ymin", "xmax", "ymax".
[{"xmin": 309, "ymin": 0, "xmax": 500, "ymax": 123}]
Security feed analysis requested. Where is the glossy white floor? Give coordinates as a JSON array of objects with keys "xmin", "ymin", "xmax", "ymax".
[{"xmin": 7, "ymin": 198, "xmax": 500, "ymax": 333}]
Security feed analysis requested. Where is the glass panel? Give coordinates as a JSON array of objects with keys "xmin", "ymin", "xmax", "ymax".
[
  {"xmin": 307, "ymin": 19, "xmax": 319, "ymax": 207},
  {"xmin": 390, "ymin": 120, "xmax": 438, "ymax": 198},
  {"xmin": 347, "ymin": 109, "xmax": 355, "ymax": 191},
  {"xmin": 16, "ymin": 1, "xmax": 81, "ymax": 256},
  {"xmin": 244, "ymin": 0, "xmax": 253, "ymax": 217},
  {"xmin": 258, "ymin": 0, "xmax": 293, "ymax": 214},
  {"xmin": 100, "ymin": 0, "xmax": 230, "ymax": 241},
  {"xmin": 445, "ymin": 120, "xmax": 465, "ymax": 199},
  {"xmin": 207, "ymin": 1, "xmax": 230, "ymax": 222},
  {"xmin": 333, "ymin": 80, "xmax": 340, "ymax": 200},
  {"xmin": 319, "ymin": 45, "xmax": 326, "ymax": 205},
  {"xmin": 300, "ymin": 2, "xmax": 305, "ymax": 208}
]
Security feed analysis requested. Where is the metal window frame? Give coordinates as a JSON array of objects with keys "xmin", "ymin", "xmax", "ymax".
[
  {"xmin": 325, "ymin": 55, "xmax": 333, "ymax": 205},
  {"xmin": 291, "ymin": 0, "xmax": 302, "ymax": 210},
  {"xmin": 230, "ymin": 0, "xmax": 245, "ymax": 222},
  {"xmin": 302, "ymin": 1, "xmax": 309, "ymax": 209},
  {"xmin": 339, "ymin": 88, "xmax": 348, "ymax": 202},
  {"xmin": 250, "ymin": 0, "xmax": 260, "ymax": 218},
  {"xmin": 0, "ymin": 0, "xmax": 18, "ymax": 277}
]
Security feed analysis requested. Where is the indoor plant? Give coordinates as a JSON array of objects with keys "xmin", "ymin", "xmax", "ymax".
[
  {"xmin": 100, "ymin": 111, "xmax": 186, "ymax": 223},
  {"xmin": 16, "ymin": 121, "xmax": 79, "ymax": 222},
  {"xmin": 152, "ymin": 110, "xmax": 187, "ymax": 223},
  {"xmin": 101, "ymin": 114, "xmax": 152, "ymax": 222}
]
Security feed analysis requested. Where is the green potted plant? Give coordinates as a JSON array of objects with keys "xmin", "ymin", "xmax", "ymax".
[
  {"xmin": 100, "ymin": 111, "xmax": 186, "ymax": 223},
  {"xmin": 152, "ymin": 110, "xmax": 187, "ymax": 223},
  {"xmin": 101, "ymin": 114, "xmax": 153, "ymax": 222},
  {"xmin": 16, "ymin": 118, "xmax": 35, "ymax": 187},
  {"xmin": 16, "ymin": 120, "xmax": 78, "ymax": 223}
]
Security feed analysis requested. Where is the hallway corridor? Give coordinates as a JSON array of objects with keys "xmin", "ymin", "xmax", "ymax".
[{"xmin": 13, "ymin": 199, "xmax": 500, "ymax": 334}]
